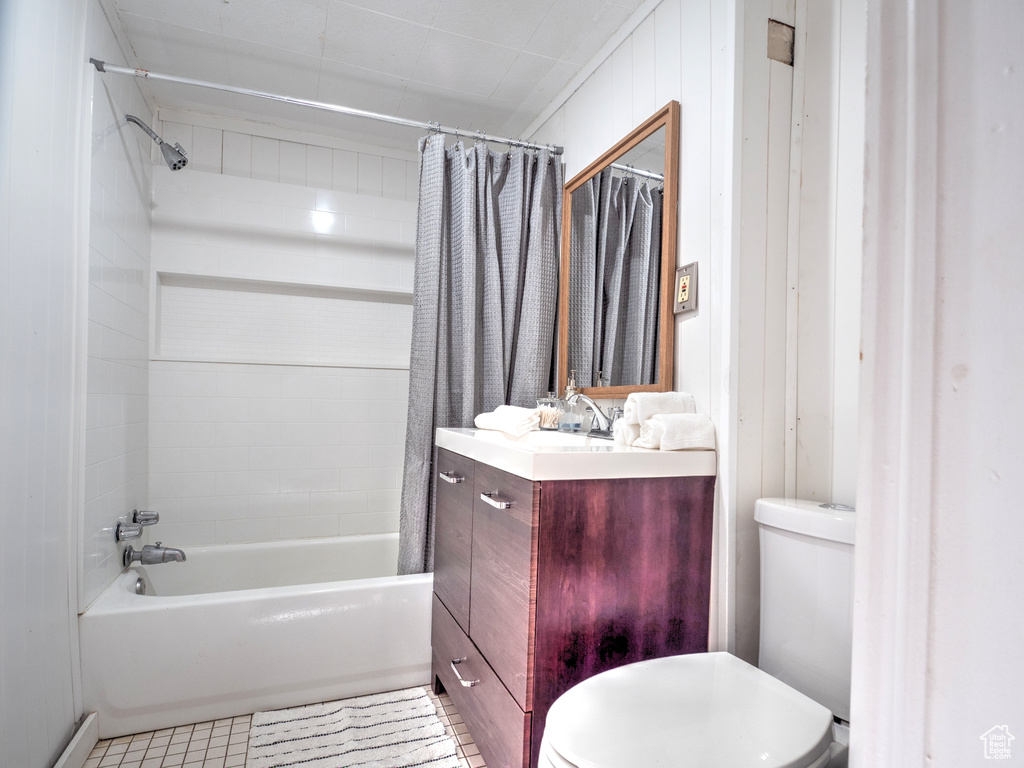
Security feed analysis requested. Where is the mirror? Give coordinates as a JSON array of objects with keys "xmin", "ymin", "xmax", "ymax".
[{"xmin": 558, "ymin": 101, "xmax": 679, "ymax": 398}]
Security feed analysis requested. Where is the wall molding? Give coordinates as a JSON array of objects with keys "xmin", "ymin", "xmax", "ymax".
[
  {"xmin": 851, "ymin": 0, "xmax": 939, "ymax": 763},
  {"xmin": 52, "ymin": 713, "xmax": 98, "ymax": 768}
]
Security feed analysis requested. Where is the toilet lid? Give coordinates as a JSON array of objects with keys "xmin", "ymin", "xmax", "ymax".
[{"xmin": 543, "ymin": 652, "xmax": 834, "ymax": 768}]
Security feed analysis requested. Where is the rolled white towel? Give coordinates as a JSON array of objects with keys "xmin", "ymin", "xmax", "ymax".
[
  {"xmin": 634, "ymin": 418, "xmax": 666, "ymax": 450},
  {"xmin": 613, "ymin": 419, "xmax": 641, "ymax": 446},
  {"xmin": 474, "ymin": 405, "xmax": 539, "ymax": 437},
  {"xmin": 623, "ymin": 392, "xmax": 696, "ymax": 425},
  {"xmin": 635, "ymin": 413, "xmax": 716, "ymax": 451}
]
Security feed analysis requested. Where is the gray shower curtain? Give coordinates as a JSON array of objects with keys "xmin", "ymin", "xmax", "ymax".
[
  {"xmin": 398, "ymin": 137, "xmax": 562, "ymax": 575},
  {"xmin": 568, "ymin": 169, "xmax": 662, "ymax": 387}
]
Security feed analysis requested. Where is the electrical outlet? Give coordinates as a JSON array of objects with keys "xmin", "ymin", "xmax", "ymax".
[{"xmin": 674, "ymin": 262, "xmax": 697, "ymax": 315}]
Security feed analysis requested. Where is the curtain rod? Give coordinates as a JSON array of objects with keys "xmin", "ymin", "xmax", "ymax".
[
  {"xmin": 89, "ymin": 58, "xmax": 564, "ymax": 156},
  {"xmin": 609, "ymin": 162, "xmax": 663, "ymax": 182}
]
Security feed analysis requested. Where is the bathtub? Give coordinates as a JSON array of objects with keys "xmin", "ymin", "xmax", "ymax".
[{"xmin": 80, "ymin": 534, "xmax": 433, "ymax": 738}]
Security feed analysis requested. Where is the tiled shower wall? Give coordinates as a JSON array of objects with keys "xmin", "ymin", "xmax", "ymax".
[
  {"xmin": 81, "ymin": 9, "xmax": 154, "ymax": 609},
  {"xmin": 147, "ymin": 133, "xmax": 417, "ymax": 548},
  {"xmin": 160, "ymin": 119, "xmax": 419, "ymax": 200},
  {"xmin": 148, "ymin": 361, "xmax": 409, "ymax": 545}
]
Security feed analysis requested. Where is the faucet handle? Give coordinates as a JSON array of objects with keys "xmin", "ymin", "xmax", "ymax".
[
  {"xmin": 133, "ymin": 509, "xmax": 159, "ymax": 526},
  {"xmin": 609, "ymin": 406, "xmax": 624, "ymax": 426},
  {"xmin": 116, "ymin": 522, "xmax": 143, "ymax": 541}
]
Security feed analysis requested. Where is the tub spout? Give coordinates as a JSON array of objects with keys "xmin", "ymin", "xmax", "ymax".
[{"xmin": 123, "ymin": 542, "xmax": 187, "ymax": 567}]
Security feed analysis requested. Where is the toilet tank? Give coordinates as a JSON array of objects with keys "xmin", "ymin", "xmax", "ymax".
[{"xmin": 755, "ymin": 497, "xmax": 855, "ymax": 722}]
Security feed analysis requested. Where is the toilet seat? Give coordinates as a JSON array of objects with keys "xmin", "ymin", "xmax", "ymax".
[{"xmin": 540, "ymin": 652, "xmax": 834, "ymax": 768}]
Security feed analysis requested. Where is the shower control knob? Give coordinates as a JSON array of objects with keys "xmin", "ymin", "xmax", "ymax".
[
  {"xmin": 116, "ymin": 522, "xmax": 144, "ymax": 541},
  {"xmin": 133, "ymin": 509, "xmax": 159, "ymax": 526}
]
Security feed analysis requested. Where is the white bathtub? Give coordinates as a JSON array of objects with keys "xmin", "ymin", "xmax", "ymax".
[{"xmin": 80, "ymin": 534, "xmax": 433, "ymax": 738}]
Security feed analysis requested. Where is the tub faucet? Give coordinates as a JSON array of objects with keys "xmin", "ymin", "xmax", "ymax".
[
  {"xmin": 565, "ymin": 393, "xmax": 618, "ymax": 439},
  {"xmin": 123, "ymin": 542, "xmax": 187, "ymax": 568}
]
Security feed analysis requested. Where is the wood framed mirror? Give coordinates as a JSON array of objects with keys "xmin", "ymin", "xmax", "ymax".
[{"xmin": 557, "ymin": 101, "xmax": 680, "ymax": 399}]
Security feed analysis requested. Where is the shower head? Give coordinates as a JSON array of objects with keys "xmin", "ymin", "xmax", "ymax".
[
  {"xmin": 159, "ymin": 141, "xmax": 189, "ymax": 171},
  {"xmin": 125, "ymin": 114, "xmax": 188, "ymax": 171}
]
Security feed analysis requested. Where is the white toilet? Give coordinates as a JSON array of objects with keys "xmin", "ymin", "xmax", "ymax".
[{"xmin": 539, "ymin": 497, "xmax": 855, "ymax": 768}]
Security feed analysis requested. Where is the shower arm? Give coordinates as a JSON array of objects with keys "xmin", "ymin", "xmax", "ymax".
[
  {"xmin": 89, "ymin": 58, "xmax": 564, "ymax": 156},
  {"xmin": 125, "ymin": 114, "xmax": 163, "ymax": 145}
]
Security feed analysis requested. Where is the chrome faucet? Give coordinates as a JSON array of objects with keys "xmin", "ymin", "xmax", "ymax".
[
  {"xmin": 123, "ymin": 542, "xmax": 187, "ymax": 568},
  {"xmin": 565, "ymin": 393, "xmax": 619, "ymax": 439}
]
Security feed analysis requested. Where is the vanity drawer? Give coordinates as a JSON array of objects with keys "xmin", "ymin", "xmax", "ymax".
[
  {"xmin": 432, "ymin": 595, "xmax": 531, "ymax": 768},
  {"xmin": 434, "ymin": 448, "xmax": 476, "ymax": 631},
  {"xmin": 470, "ymin": 463, "xmax": 538, "ymax": 711}
]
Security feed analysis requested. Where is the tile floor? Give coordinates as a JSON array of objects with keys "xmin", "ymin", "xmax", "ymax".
[{"xmin": 83, "ymin": 687, "xmax": 486, "ymax": 768}]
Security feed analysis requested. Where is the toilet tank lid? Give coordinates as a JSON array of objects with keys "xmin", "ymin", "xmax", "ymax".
[{"xmin": 755, "ymin": 497, "xmax": 856, "ymax": 544}]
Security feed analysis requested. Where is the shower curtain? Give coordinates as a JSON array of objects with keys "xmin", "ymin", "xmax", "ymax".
[
  {"xmin": 568, "ymin": 169, "xmax": 662, "ymax": 387},
  {"xmin": 398, "ymin": 137, "xmax": 562, "ymax": 575}
]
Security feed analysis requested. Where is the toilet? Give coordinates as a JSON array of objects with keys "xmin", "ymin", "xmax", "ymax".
[{"xmin": 538, "ymin": 497, "xmax": 855, "ymax": 768}]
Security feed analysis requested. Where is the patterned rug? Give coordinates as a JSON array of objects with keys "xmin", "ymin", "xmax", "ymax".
[{"xmin": 246, "ymin": 687, "xmax": 460, "ymax": 768}]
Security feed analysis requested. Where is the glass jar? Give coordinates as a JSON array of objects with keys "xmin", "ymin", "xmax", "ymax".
[{"xmin": 536, "ymin": 392, "xmax": 562, "ymax": 430}]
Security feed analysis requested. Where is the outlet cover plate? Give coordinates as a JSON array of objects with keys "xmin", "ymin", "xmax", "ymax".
[{"xmin": 674, "ymin": 262, "xmax": 697, "ymax": 315}]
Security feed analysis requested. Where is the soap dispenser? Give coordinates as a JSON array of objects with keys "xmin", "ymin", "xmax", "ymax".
[{"xmin": 564, "ymin": 369, "xmax": 578, "ymax": 398}]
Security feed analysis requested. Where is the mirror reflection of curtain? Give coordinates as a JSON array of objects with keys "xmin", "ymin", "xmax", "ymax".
[
  {"xmin": 398, "ymin": 137, "xmax": 562, "ymax": 575},
  {"xmin": 569, "ymin": 168, "xmax": 662, "ymax": 387}
]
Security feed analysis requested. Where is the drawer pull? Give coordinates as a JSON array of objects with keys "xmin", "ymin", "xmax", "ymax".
[
  {"xmin": 450, "ymin": 658, "xmax": 479, "ymax": 687},
  {"xmin": 439, "ymin": 471, "xmax": 464, "ymax": 484},
  {"xmin": 480, "ymin": 491, "xmax": 513, "ymax": 509}
]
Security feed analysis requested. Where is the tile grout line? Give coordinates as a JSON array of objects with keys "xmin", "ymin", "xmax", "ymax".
[{"xmin": 87, "ymin": 687, "xmax": 483, "ymax": 768}]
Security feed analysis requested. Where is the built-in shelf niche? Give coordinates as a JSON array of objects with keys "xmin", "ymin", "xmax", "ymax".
[{"xmin": 153, "ymin": 272, "xmax": 413, "ymax": 369}]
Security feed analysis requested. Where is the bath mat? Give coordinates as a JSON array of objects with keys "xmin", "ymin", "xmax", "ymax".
[{"xmin": 246, "ymin": 687, "xmax": 460, "ymax": 768}]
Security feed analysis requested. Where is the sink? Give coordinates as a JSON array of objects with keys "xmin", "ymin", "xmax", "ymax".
[{"xmin": 436, "ymin": 427, "xmax": 717, "ymax": 481}]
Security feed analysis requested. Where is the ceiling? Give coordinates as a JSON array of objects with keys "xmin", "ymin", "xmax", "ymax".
[{"xmin": 99, "ymin": 0, "xmax": 648, "ymax": 150}]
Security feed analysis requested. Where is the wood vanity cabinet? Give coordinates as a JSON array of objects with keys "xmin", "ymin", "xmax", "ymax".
[{"xmin": 430, "ymin": 445, "xmax": 716, "ymax": 768}]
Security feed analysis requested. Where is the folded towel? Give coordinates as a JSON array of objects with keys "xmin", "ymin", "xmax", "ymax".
[
  {"xmin": 623, "ymin": 392, "xmax": 696, "ymax": 425},
  {"xmin": 634, "ymin": 413, "xmax": 716, "ymax": 451},
  {"xmin": 613, "ymin": 419, "xmax": 641, "ymax": 446},
  {"xmin": 474, "ymin": 405, "xmax": 539, "ymax": 437}
]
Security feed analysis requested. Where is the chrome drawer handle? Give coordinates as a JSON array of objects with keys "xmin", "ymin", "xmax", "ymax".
[
  {"xmin": 439, "ymin": 471, "xmax": 464, "ymax": 484},
  {"xmin": 450, "ymin": 658, "xmax": 479, "ymax": 687},
  {"xmin": 480, "ymin": 491, "xmax": 513, "ymax": 509}
]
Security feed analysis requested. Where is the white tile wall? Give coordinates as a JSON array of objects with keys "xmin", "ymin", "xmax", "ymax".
[
  {"xmin": 81, "ymin": 2, "xmax": 154, "ymax": 610},
  {"xmin": 159, "ymin": 121, "xmax": 420, "ymax": 199},
  {"xmin": 151, "ymin": 168, "xmax": 416, "ymax": 292},
  {"xmin": 157, "ymin": 278, "xmax": 412, "ymax": 367},
  {"xmin": 148, "ymin": 361, "xmax": 408, "ymax": 545},
  {"xmin": 149, "ymin": 124, "xmax": 417, "ymax": 548}
]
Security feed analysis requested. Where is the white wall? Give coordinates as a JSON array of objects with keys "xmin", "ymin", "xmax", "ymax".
[
  {"xmin": 80, "ymin": 0, "xmax": 155, "ymax": 609},
  {"xmin": 531, "ymin": 0, "xmax": 864, "ymax": 664},
  {"xmin": 530, "ymin": 0, "xmax": 738, "ymax": 653},
  {"xmin": 732, "ymin": 0, "xmax": 865, "ymax": 662},
  {"xmin": 0, "ymin": 0, "xmax": 88, "ymax": 765},
  {"xmin": 852, "ymin": 0, "xmax": 1024, "ymax": 763},
  {"xmin": 147, "ymin": 142, "xmax": 416, "ymax": 547}
]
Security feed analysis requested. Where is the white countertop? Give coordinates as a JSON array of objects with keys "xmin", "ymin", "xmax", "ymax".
[{"xmin": 435, "ymin": 428, "xmax": 717, "ymax": 481}]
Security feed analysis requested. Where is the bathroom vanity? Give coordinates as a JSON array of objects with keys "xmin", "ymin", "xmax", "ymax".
[{"xmin": 430, "ymin": 428, "xmax": 717, "ymax": 768}]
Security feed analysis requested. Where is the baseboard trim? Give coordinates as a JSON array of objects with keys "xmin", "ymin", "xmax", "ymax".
[{"xmin": 53, "ymin": 712, "xmax": 98, "ymax": 768}]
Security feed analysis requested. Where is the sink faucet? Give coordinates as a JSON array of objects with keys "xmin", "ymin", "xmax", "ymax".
[
  {"xmin": 123, "ymin": 542, "xmax": 187, "ymax": 568},
  {"xmin": 565, "ymin": 393, "xmax": 618, "ymax": 438}
]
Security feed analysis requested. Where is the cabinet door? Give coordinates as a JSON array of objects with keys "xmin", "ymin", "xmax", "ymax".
[
  {"xmin": 432, "ymin": 596, "xmax": 532, "ymax": 768},
  {"xmin": 434, "ymin": 448, "xmax": 475, "ymax": 632},
  {"xmin": 470, "ymin": 463, "xmax": 538, "ymax": 711}
]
